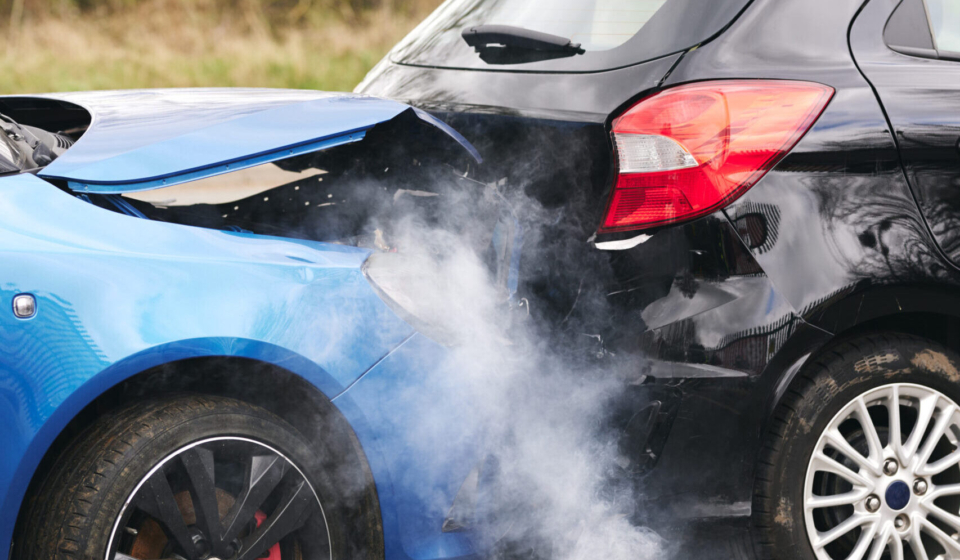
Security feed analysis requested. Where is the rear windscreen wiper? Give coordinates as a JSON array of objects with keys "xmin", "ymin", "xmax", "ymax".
[{"xmin": 461, "ymin": 25, "xmax": 585, "ymax": 55}]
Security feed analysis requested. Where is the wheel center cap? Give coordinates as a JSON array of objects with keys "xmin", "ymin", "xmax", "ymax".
[{"xmin": 885, "ymin": 480, "xmax": 910, "ymax": 510}]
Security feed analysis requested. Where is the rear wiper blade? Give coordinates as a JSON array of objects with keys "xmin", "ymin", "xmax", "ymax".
[{"xmin": 461, "ymin": 25, "xmax": 585, "ymax": 54}]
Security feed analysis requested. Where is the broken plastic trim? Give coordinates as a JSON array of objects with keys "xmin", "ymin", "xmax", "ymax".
[
  {"xmin": 442, "ymin": 465, "xmax": 480, "ymax": 532},
  {"xmin": 413, "ymin": 108, "xmax": 483, "ymax": 164},
  {"xmin": 24, "ymin": 90, "xmax": 482, "ymax": 194},
  {"xmin": 362, "ymin": 253, "xmax": 459, "ymax": 347},
  {"xmin": 594, "ymin": 233, "xmax": 652, "ymax": 251}
]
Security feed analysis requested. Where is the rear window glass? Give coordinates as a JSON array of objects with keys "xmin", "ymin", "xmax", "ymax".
[
  {"xmin": 463, "ymin": 0, "xmax": 668, "ymax": 52},
  {"xmin": 390, "ymin": 0, "xmax": 752, "ymax": 72},
  {"xmin": 926, "ymin": 0, "xmax": 960, "ymax": 53}
]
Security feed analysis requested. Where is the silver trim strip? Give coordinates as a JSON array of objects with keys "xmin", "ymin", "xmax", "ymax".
[{"xmin": 594, "ymin": 233, "xmax": 652, "ymax": 251}]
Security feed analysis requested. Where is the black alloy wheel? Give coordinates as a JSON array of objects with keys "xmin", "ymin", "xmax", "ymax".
[
  {"xmin": 108, "ymin": 437, "xmax": 327, "ymax": 560},
  {"xmin": 14, "ymin": 395, "xmax": 382, "ymax": 560}
]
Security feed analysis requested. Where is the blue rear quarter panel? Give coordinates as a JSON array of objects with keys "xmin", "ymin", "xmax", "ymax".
[{"xmin": 0, "ymin": 174, "xmax": 479, "ymax": 560}]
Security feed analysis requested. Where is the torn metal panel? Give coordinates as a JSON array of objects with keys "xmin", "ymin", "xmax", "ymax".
[{"xmin": 11, "ymin": 89, "xmax": 479, "ymax": 192}]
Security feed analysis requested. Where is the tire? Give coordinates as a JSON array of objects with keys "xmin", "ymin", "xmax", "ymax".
[
  {"xmin": 14, "ymin": 394, "xmax": 382, "ymax": 560},
  {"xmin": 753, "ymin": 333, "xmax": 960, "ymax": 560}
]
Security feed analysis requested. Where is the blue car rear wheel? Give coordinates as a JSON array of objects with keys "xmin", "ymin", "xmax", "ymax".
[{"xmin": 14, "ymin": 395, "xmax": 378, "ymax": 560}]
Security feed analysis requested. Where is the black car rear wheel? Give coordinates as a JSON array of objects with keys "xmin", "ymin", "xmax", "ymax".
[
  {"xmin": 754, "ymin": 333, "xmax": 960, "ymax": 560},
  {"xmin": 15, "ymin": 395, "xmax": 380, "ymax": 560}
]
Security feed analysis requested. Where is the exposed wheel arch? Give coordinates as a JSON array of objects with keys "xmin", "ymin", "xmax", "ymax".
[{"xmin": 13, "ymin": 356, "xmax": 384, "ymax": 560}]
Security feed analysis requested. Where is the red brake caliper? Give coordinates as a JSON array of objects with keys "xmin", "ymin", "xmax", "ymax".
[{"xmin": 254, "ymin": 511, "xmax": 283, "ymax": 560}]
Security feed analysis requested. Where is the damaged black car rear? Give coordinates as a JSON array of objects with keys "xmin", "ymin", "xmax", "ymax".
[{"xmin": 359, "ymin": 0, "xmax": 960, "ymax": 558}]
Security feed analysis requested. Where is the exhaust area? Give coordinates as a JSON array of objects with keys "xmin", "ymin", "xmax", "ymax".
[{"xmin": 352, "ymin": 166, "xmax": 667, "ymax": 559}]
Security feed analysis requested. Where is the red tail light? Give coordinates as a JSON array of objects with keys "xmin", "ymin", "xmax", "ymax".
[{"xmin": 599, "ymin": 80, "xmax": 834, "ymax": 233}]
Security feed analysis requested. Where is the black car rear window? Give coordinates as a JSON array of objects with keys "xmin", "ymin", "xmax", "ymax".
[
  {"xmin": 927, "ymin": 0, "xmax": 960, "ymax": 54},
  {"xmin": 390, "ymin": 0, "xmax": 753, "ymax": 73}
]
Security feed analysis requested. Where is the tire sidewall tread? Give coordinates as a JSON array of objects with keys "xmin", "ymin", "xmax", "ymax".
[{"xmin": 753, "ymin": 333, "xmax": 960, "ymax": 560}]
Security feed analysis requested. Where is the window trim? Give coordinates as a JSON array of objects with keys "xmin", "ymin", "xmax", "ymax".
[
  {"xmin": 890, "ymin": 44, "xmax": 960, "ymax": 62},
  {"xmin": 919, "ymin": 0, "xmax": 939, "ymax": 48},
  {"xmin": 887, "ymin": 0, "xmax": 960, "ymax": 62}
]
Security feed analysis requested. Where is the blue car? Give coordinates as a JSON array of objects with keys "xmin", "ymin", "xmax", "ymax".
[{"xmin": 0, "ymin": 89, "xmax": 497, "ymax": 560}]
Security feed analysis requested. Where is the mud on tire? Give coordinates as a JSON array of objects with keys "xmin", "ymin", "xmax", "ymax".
[{"xmin": 752, "ymin": 333, "xmax": 960, "ymax": 560}]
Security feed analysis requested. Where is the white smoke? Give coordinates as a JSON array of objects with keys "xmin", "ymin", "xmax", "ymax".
[{"xmin": 366, "ymin": 170, "xmax": 666, "ymax": 560}]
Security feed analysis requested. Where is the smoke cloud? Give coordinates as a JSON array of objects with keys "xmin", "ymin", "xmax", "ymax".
[
  {"xmin": 107, "ymin": 117, "xmax": 671, "ymax": 559},
  {"xmin": 359, "ymin": 164, "xmax": 667, "ymax": 560}
]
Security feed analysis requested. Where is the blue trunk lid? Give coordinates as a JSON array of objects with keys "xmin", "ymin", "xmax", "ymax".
[{"xmin": 25, "ymin": 89, "xmax": 478, "ymax": 193}]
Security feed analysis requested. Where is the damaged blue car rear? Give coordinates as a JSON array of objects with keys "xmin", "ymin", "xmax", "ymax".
[{"xmin": 0, "ymin": 90, "xmax": 491, "ymax": 560}]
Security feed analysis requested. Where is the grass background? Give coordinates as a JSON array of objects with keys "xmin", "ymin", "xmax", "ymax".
[{"xmin": 0, "ymin": 0, "xmax": 442, "ymax": 94}]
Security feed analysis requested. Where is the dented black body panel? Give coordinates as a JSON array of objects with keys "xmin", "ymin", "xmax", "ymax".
[{"xmin": 360, "ymin": 0, "xmax": 960, "ymax": 547}]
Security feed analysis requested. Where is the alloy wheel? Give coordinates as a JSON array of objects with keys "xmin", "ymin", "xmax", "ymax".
[
  {"xmin": 805, "ymin": 383, "xmax": 960, "ymax": 560},
  {"xmin": 105, "ymin": 437, "xmax": 330, "ymax": 560}
]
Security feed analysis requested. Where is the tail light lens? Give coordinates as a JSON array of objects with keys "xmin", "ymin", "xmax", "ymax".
[{"xmin": 600, "ymin": 80, "xmax": 834, "ymax": 233}]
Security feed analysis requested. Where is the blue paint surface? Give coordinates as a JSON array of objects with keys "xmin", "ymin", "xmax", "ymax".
[
  {"xmin": 22, "ymin": 89, "xmax": 479, "ymax": 191},
  {"xmin": 66, "ymin": 132, "xmax": 367, "ymax": 193},
  {"xmin": 0, "ymin": 172, "xmax": 479, "ymax": 560},
  {"xmin": 334, "ymin": 333, "xmax": 486, "ymax": 560}
]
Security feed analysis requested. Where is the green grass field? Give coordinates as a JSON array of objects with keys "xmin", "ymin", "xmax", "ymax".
[{"xmin": 0, "ymin": 0, "xmax": 439, "ymax": 94}]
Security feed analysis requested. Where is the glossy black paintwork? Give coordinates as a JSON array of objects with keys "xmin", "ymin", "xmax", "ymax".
[
  {"xmin": 360, "ymin": 55, "xmax": 681, "ymax": 328},
  {"xmin": 359, "ymin": 52, "xmax": 680, "ymax": 121},
  {"xmin": 851, "ymin": 0, "xmax": 960, "ymax": 269},
  {"xmin": 360, "ymin": 0, "xmax": 960, "ymax": 545},
  {"xmin": 639, "ymin": 0, "xmax": 960, "ymax": 513}
]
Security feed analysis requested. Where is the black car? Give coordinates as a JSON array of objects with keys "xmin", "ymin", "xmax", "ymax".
[{"xmin": 358, "ymin": 0, "xmax": 960, "ymax": 558}]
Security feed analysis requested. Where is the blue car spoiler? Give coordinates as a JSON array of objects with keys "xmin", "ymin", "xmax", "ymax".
[{"xmin": 22, "ymin": 89, "xmax": 481, "ymax": 194}]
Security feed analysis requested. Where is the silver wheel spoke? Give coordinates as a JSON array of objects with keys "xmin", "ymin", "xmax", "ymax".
[
  {"xmin": 919, "ymin": 447, "xmax": 960, "ymax": 476},
  {"xmin": 807, "ymin": 490, "xmax": 868, "ymax": 510},
  {"xmin": 916, "ymin": 403, "xmax": 955, "ymax": 469},
  {"xmin": 919, "ymin": 516, "xmax": 960, "ymax": 554},
  {"xmin": 889, "ymin": 531, "xmax": 904, "ymax": 560},
  {"xmin": 924, "ymin": 482, "xmax": 960, "ymax": 501},
  {"xmin": 904, "ymin": 394, "xmax": 939, "ymax": 460},
  {"xmin": 811, "ymin": 452, "xmax": 871, "ymax": 488},
  {"xmin": 922, "ymin": 502, "xmax": 960, "ymax": 533},
  {"xmin": 824, "ymin": 428, "xmax": 881, "ymax": 477},
  {"xmin": 910, "ymin": 521, "xmax": 930, "ymax": 560},
  {"xmin": 815, "ymin": 513, "xmax": 876, "ymax": 549},
  {"xmin": 890, "ymin": 385, "xmax": 904, "ymax": 461},
  {"xmin": 846, "ymin": 520, "xmax": 879, "ymax": 560},
  {"xmin": 855, "ymin": 396, "xmax": 884, "ymax": 467},
  {"xmin": 867, "ymin": 524, "xmax": 893, "ymax": 560}
]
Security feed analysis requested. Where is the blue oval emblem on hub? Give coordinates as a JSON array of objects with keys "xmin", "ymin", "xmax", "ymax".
[{"xmin": 886, "ymin": 481, "xmax": 910, "ymax": 510}]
